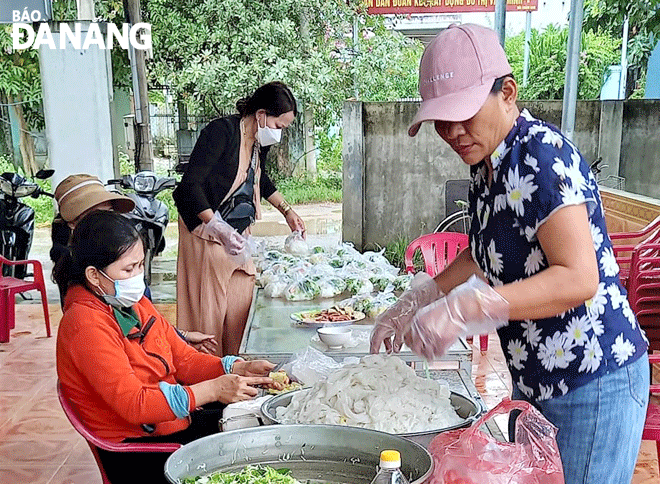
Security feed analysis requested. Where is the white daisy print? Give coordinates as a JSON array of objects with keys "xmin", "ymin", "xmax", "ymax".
[
  {"xmin": 539, "ymin": 384, "xmax": 553, "ymax": 401},
  {"xmin": 590, "ymin": 223, "xmax": 603, "ymax": 251},
  {"xmin": 590, "ymin": 314, "xmax": 605, "ymax": 336},
  {"xmin": 524, "ymin": 247, "xmax": 544, "ymax": 275},
  {"xmin": 567, "ymin": 150, "xmax": 588, "ymax": 191},
  {"xmin": 524, "ymin": 153, "xmax": 540, "ymax": 173},
  {"xmin": 540, "ymin": 127, "xmax": 564, "ymax": 148},
  {"xmin": 505, "ymin": 165, "xmax": 538, "ymax": 217},
  {"xmin": 579, "ymin": 334, "xmax": 603, "ymax": 373},
  {"xmin": 564, "ymin": 314, "xmax": 591, "ymax": 346},
  {"xmin": 552, "ymin": 157, "xmax": 569, "ymax": 179},
  {"xmin": 607, "ymin": 283, "xmax": 627, "ymax": 310},
  {"xmin": 508, "ymin": 339, "xmax": 528, "ymax": 370},
  {"xmin": 584, "ymin": 283, "xmax": 607, "ymax": 319},
  {"xmin": 522, "ymin": 319, "xmax": 542, "ymax": 347},
  {"xmin": 559, "ymin": 182, "xmax": 583, "ymax": 205},
  {"xmin": 517, "ymin": 376, "xmax": 534, "ymax": 398},
  {"xmin": 494, "ymin": 194, "xmax": 507, "ymax": 214},
  {"xmin": 622, "ymin": 302, "xmax": 637, "ymax": 329},
  {"xmin": 521, "ymin": 109, "xmax": 535, "ymax": 122},
  {"xmin": 599, "ymin": 247, "xmax": 619, "ymax": 277},
  {"xmin": 538, "ymin": 331, "xmax": 576, "ymax": 371},
  {"xmin": 611, "ymin": 333, "xmax": 635, "ymax": 366},
  {"xmin": 558, "ymin": 379, "xmax": 569, "ymax": 395},
  {"xmin": 487, "ymin": 239, "xmax": 504, "ymax": 276}
]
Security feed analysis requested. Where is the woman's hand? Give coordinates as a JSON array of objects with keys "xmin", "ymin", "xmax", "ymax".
[
  {"xmin": 285, "ymin": 210, "xmax": 306, "ymax": 238},
  {"xmin": 185, "ymin": 331, "xmax": 218, "ymax": 355},
  {"xmin": 232, "ymin": 359, "xmax": 276, "ymax": 377},
  {"xmin": 233, "ymin": 359, "xmax": 285, "ymax": 391},
  {"xmin": 212, "ymin": 374, "xmax": 274, "ymax": 404}
]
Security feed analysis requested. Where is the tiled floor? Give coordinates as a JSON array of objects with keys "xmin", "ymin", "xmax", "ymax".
[{"xmin": 2, "ymin": 303, "xmax": 659, "ymax": 483}]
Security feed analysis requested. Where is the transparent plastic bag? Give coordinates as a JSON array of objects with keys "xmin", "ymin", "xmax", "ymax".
[
  {"xmin": 279, "ymin": 346, "xmax": 358, "ymax": 386},
  {"xmin": 284, "ymin": 230, "xmax": 309, "ymax": 256},
  {"xmin": 428, "ymin": 398, "xmax": 564, "ymax": 484}
]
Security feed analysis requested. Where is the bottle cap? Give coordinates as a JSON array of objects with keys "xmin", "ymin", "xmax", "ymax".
[{"xmin": 380, "ymin": 450, "xmax": 401, "ymax": 469}]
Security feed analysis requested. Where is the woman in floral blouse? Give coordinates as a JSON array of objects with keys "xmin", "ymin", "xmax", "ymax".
[{"xmin": 371, "ymin": 24, "xmax": 649, "ymax": 484}]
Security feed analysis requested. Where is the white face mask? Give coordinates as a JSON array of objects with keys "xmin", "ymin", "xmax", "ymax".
[
  {"xmin": 256, "ymin": 113, "xmax": 282, "ymax": 147},
  {"xmin": 99, "ymin": 270, "xmax": 145, "ymax": 308}
]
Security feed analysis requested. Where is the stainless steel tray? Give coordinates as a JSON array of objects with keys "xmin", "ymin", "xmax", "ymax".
[
  {"xmin": 164, "ymin": 424, "xmax": 433, "ymax": 484},
  {"xmin": 261, "ymin": 388, "xmax": 483, "ymax": 448}
]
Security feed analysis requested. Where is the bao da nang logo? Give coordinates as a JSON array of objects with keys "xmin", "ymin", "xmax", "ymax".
[{"xmin": 9, "ymin": 8, "xmax": 152, "ymax": 50}]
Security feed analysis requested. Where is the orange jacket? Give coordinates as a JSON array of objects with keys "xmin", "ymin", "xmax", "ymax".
[{"xmin": 56, "ymin": 285, "xmax": 226, "ymax": 442}]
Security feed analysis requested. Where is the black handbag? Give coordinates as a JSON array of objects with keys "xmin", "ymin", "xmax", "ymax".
[{"xmin": 218, "ymin": 164, "xmax": 256, "ymax": 234}]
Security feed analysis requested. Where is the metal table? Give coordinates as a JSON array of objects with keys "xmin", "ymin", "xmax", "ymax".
[{"xmin": 239, "ymin": 288, "xmax": 473, "ymax": 374}]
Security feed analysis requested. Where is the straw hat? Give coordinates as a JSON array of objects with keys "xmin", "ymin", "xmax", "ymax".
[{"xmin": 54, "ymin": 174, "xmax": 135, "ymax": 223}]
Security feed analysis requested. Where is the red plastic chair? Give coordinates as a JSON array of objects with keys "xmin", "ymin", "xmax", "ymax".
[
  {"xmin": 0, "ymin": 255, "xmax": 51, "ymax": 343},
  {"xmin": 643, "ymin": 353, "xmax": 660, "ymax": 468},
  {"xmin": 57, "ymin": 381, "xmax": 181, "ymax": 484},
  {"xmin": 404, "ymin": 232, "xmax": 489, "ymax": 351},
  {"xmin": 610, "ymin": 215, "xmax": 660, "ymax": 289},
  {"xmin": 627, "ymin": 243, "xmax": 660, "ymax": 351}
]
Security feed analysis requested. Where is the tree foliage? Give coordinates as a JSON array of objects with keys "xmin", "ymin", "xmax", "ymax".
[
  {"xmin": 144, "ymin": 0, "xmax": 422, "ymax": 125},
  {"xmin": 583, "ymin": 0, "xmax": 660, "ymax": 74},
  {"xmin": 505, "ymin": 24, "xmax": 620, "ymax": 100}
]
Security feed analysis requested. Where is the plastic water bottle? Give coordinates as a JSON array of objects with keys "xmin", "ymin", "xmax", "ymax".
[{"xmin": 370, "ymin": 450, "xmax": 410, "ymax": 484}]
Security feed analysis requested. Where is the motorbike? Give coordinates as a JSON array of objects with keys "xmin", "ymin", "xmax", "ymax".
[
  {"xmin": 0, "ymin": 169, "xmax": 55, "ymax": 278},
  {"xmin": 107, "ymin": 171, "xmax": 177, "ymax": 285}
]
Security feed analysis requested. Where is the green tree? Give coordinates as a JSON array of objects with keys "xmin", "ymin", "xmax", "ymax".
[
  {"xmin": 505, "ymin": 25, "xmax": 620, "ymax": 100},
  {"xmin": 583, "ymin": 0, "xmax": 660, "ymax": 94},
  {"xmin": 0, "ymin": 25, "xmax": 42, "ymax": 174}
]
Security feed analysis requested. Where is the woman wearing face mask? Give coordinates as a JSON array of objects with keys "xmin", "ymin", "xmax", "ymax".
[
  {"xmin": 55, "ymin": 211, "xmax": 283, "ymax": 484},
  {"xmin": 173, "ymin": 81, "xmax": 305, "ymax": 356}
]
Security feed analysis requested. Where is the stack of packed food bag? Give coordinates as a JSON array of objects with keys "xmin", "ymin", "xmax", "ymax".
[{"xmin": 253, "ymin": 232, "xmax": 413, "ymax": 318}]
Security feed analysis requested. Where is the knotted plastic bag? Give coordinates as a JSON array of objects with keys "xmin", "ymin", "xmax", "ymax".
[{"xmin": 428, "ymin": 398, "xmax": 564, "ymax": 484}]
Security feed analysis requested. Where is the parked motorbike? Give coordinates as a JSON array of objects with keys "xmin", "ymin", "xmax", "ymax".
[
  {"xmin": 107, "ymin": 171, "xmax": 177, "ymax": 285},
  {"xmin": 0, "ymin": 169, "xmax": 54, "ymax": 278}
]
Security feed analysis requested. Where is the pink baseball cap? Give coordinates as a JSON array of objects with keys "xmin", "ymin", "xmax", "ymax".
[{"xmin": 408, "ymin": 23, "xmax": 512, "ymax": 137}]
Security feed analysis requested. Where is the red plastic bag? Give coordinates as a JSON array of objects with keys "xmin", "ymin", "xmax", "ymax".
[{"xmin": 427, "ymin": 398, "xmax": 564, "ymax": 484}]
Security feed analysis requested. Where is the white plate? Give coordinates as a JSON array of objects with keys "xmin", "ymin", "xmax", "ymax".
[{"xmin": 290, "ymin": 309, "xmax": 365, "ymax": 327}]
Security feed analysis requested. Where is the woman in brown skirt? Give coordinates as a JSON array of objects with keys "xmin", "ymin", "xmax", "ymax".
[{"xmin": 173, "ymin": 82, "xmax": 306, "ymax": 356}]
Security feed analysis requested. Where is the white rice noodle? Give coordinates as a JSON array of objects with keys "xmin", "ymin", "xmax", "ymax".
[{"xmin": 275, "ymin": 355, "xmax": 462, "ymax": 434}]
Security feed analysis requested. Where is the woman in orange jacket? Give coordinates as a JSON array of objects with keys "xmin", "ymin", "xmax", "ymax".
[{"xmin": 54, "ymin": 211, "xmax": 282, "ymax": 484}]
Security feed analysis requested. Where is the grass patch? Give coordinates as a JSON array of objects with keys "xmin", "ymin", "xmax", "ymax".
[
  {"xmin": 278, "ymin": 172, "xmax": 342, "ymax": 204},
  {"xmin": 377, "ymin": 235, "xmax": 424, "ymax": 273}
]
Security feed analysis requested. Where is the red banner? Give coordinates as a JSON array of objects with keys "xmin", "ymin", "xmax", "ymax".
[{"xmin": 366, "ymin": 0, "xmax": 538, "ymax": 14}]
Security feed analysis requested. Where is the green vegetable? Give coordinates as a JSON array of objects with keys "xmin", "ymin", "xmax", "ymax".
[{"xmin": 180, "ymin": 465, "xmax": 300, "ymax": 484}]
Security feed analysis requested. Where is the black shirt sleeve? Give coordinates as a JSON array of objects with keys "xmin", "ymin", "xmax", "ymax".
[{"xmin": 259, "ymin": 147, "xmax": 277, "ymax": 200}]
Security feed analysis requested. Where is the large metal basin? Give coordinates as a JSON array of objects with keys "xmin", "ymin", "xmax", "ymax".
[
  {"xmin": 261, "ymin": 388, "xmax": 483, "ymax": 449},
  {"xmin": 164, "ymin": 424, "xmax": 433, "ymax": 484}
]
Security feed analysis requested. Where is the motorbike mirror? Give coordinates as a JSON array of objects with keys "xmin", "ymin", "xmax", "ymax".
[{"xmin": 36, "ymin": 169, "xmax": 55, "ymax": 179}]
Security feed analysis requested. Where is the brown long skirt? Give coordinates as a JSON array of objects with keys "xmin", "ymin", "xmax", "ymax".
[{"xmin": 176, "ymin": 217, "xmax": 255, "ymax": 356}]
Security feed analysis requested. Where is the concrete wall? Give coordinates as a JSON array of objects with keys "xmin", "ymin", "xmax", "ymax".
[{"xmin": 343, "ymin": 99, "xmax": 660, "ymax": 250}]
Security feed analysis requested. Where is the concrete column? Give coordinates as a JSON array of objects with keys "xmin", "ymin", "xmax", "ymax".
[
  {"xmin": 342, "ymin": 101, "xmax": 365, "ymax": 250},
  {"xmin": 597, "ymin": 101, "xmax": 623, "ymax": 181}
]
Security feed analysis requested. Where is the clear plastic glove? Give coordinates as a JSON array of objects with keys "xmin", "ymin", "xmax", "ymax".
[
  {"xmin": 369, "ymin": 272, "xmax": 444, "ymax": 354},
  {"xmin": 202, "ymin": 213, "xmax": 246, "ymax": 255},
  {"xmin": 405, "ymin": 275, "xmax": 509, "ymax": 361}
]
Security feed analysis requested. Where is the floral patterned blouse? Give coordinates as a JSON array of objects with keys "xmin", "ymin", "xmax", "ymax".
[{"xmin": 468, "ymin": 109, "xmax": 648, "ymax": 402}]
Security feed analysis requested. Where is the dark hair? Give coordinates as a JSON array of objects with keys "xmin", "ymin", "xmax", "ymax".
[
  {"xmin": 52, "ymin": 211, "xmax": 142, "ymax": 298},
  {"xmin": 491, "ymin": 74, "xmax": 515, "ymax": 93},
  {"xmin": 236, "ymin": 81, "xmax": 298, "ymax": 118}
]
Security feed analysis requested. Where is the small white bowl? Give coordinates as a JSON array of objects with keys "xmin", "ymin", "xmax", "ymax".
[{"xmin": 317, "ymin": 327, "xmax": 352, "ymax": 349}]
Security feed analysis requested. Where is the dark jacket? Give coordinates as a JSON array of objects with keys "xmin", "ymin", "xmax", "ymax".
[{"xmin": 172, "ymin": 115, "xmax": 277, "ymax": 233}]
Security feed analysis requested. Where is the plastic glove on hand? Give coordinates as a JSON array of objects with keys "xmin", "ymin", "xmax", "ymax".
[
  {"xmin": 369, "ymin": 272, "xmax": 443, "ymax": 354},
  {"xmin": 406, "ymin": 275, "xmax": 509, "ymax": 361},
  {"xmin": 203, "ymin": 213, "xmax": 246, "ymax": 255}
]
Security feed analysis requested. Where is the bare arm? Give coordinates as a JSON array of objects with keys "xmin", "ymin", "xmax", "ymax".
[
  {"xmin": 434, "ymin": 246, "xmax": 485, "ymax": 295},
  {"xmin": 495, "ymin": 204, "xmax": 599, "ymax": 320}
]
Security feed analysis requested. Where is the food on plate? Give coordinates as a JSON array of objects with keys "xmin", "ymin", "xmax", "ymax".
[
  {"xmin": 267, "ymin": 370, "xmax": 303, "ymax": 394},
  {"xmin": 275, "ymin": 354, "xmax": 462, "ymax": 434},
  {"xmin": 297, "ymin": 306, "xmax": 358, "ymax": 322},
  {"xmin": 181, "ymin": 464, "xmax": 301, "ymax": 484}
]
